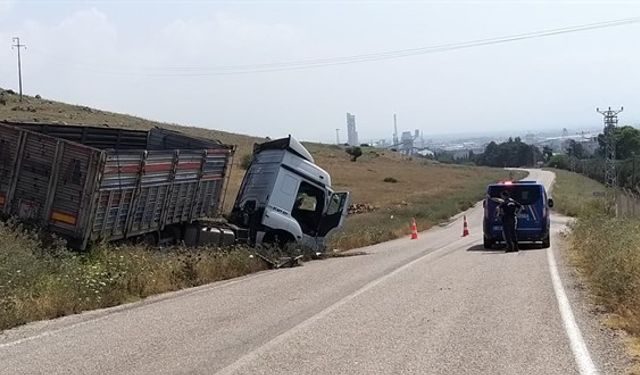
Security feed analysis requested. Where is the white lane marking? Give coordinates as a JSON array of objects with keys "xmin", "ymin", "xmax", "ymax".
[
  {"xmin": 547, "ymin": 246, "xmax": 599, "ymax": 375},
  {"xmin": 215, "ymin": 236, "xmax": 477, "ymax": 375},
  {"xmin": 0, "ymin": 271, "xmax": 270, "ymax": 349}
]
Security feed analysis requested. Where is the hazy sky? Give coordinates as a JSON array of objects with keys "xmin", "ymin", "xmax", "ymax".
[{"xmin": 1, "ymin": 0, "xmax": 639, "ymax": 143}]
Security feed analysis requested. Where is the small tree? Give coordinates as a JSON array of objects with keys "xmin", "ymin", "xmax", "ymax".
[
  {"xmin": 566, "ymin": 140, "xmax": 585, "ymax": 159},
  {"xmin": 547, "ymin": 154, "xmax": 569, "ymax": 169},
  {"xmin": 346, "ymin": 146, "xmax": 363, "ymax": 162},
  {"xmin": 542, "ymin": 146, "xmax": 553, "ymax": 162}
]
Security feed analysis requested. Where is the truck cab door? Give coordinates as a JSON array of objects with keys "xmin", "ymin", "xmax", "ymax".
[{"xmin": 317, "ymin": 192, "xmax": 350, "ymax": 237}]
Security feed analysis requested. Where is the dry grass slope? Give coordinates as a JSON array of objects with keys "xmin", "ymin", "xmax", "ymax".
[
  {"xmin": 551, "ymin": 169, "xmax": 640, "ymax": 372},
  {"xmin": 0, "ymin": 220, "xmax": 266, "ymax": 331}
]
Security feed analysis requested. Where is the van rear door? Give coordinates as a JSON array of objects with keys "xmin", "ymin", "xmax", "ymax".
[{"xmin": 488, "ymin": 184, "xmax": 543, "ymax": 229}]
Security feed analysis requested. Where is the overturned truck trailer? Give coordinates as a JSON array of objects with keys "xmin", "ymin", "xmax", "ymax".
[{"xmin": 0, "ymin": 121, "xmax": 234, "ymax": 249}]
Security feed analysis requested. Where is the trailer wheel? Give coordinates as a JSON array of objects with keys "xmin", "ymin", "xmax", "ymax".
[
  {"xmin": 142, "ymin": 232, "xmax": 158, "ymax": 247},
  {"xmin": 160, "ymin": 225, "xmax": 183, "ymax": 246}
]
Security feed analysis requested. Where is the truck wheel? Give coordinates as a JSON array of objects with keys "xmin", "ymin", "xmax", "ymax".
[
  {"xmin": 261, "ymin": 231, "xmax": 300, "ymax": 267},
  {"xmin": 483, "ymin": 238, "xmax": 494, "ymax": 249},
  {"xmin": 262, "ymin": 231, "xmax": 295, "ymax": 249},
  {"xmin": 541, "ymin": 236, "xmax": 551, "ymax": 249}
]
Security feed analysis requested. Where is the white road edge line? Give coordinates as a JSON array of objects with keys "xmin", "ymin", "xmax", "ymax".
[
  {"xmin": 547, "ymin": 246, "xmax": 599, "ymax": 375},
  {"xmin": 215, "ymin": 235, "xmax": 477, "ymax": 375}
]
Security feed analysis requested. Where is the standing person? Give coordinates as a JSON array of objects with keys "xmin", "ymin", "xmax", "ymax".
[{"xmin": 498, "ymin": 190, "xmax": 522, "ymax": 252}]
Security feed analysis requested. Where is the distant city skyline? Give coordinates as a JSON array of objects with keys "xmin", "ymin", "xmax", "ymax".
[{"xmin": 355, "ymin": 124, "xmax": 605, "ymax": 146}]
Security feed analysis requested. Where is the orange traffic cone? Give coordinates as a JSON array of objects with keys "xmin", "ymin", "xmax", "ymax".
[
  {"xmin": 462, "ymin": 215, "xmax": 470, "ymax": 237},
  {"xmin": 410, "ymin": 218, "xmax": 418, "ymax": 240}
]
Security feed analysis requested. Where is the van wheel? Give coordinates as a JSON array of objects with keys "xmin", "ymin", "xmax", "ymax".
[
  {"xmin": 541, "ymin": 236, "xmax": 551, "ymax": 249},
  {"xmin": 483, "ymin": 238, "xmax": 494, "ymax": 249}
]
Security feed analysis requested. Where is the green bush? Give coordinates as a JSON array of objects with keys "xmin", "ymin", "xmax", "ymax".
[
  {"xmin": 547, "ymin": 154, "xmax": 569, "ymax": 170},
  {"xmin": 383, "ymin": 177, "xmax": 398, "ymax": 183},
  {"xmin": 345, "ymin": 146, "xmax": 363, "ymax": 162}
]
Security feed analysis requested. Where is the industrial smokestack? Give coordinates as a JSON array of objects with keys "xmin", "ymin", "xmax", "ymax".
[{"xmin": 393, "ymin": 114, "xmax": 399, "ymax": 145}]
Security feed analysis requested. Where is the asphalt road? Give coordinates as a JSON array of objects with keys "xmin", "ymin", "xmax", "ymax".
[{"xmin": 0, "ymin": 169, "xmax": 629, "ymax": 374}]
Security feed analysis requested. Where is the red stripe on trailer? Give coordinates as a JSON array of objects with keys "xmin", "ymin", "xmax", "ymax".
[
  {"xmin": 177, "ymin": 162, "xmax": 202, "ymax": 170},
  {"xmin": 104, "ymin": 165, "xmax": 140, "ymax": 174},
  {"xmin": 144, "ymin": 163, "xmax": 173, "ymax": 173},
  {"xmin": 201, "ymin": 174, "xmax": 223, "ymax": 181}
]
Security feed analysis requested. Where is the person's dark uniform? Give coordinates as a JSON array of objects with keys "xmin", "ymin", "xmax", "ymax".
[{"xmin": 498, "ymin": 191, "xmax": 522, "ymax": 252}]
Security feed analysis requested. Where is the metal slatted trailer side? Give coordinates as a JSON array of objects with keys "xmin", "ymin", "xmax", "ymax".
[
  {"xmin": 1, "ymin": 121, "xmax": 235, "ymax": 250},
  {"xmin": 90, "ymin": 146, "xmax": 233, "ymax": 243},
  {"xmin": 0, "ymin": 121, "xmax": 103, "ymax": 248}
]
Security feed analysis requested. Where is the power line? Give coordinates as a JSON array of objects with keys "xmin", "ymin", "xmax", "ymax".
[
  {"xmin": 11, "ymin": 37, "xmax": 27, "ymax": 101},
  {"xmin": 52, "ymin": 16, "xmax": 640, "ymax": 77}
]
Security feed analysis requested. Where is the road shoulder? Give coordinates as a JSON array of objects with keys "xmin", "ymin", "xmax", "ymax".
[{"xmin": 553, "ymin": 214, "xmax": 633, "ymax": 374}]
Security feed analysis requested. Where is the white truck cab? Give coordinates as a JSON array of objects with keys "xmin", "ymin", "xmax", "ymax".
[{"xmin": 230, "ymin": 136, "xmax": 349, "ymax": 252}]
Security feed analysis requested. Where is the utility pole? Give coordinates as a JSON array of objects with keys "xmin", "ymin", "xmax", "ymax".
[
  {"xmin": 632, "ymin": 153, "xmax": 636, "ymax": 192},
  {"xmin": 597, "ymin": 106, "xmax": 623, "ymax": 216},
  {"xmin": 11, "ymin": 37, "xmax": 26, "ymax": 102},
  {"xmin": 335, "ymin": 128, "xmax": 340, "ymax": 145},
  {"xmin": 596, "ymin": 106, "xmax": 623, "ymax": 189}
]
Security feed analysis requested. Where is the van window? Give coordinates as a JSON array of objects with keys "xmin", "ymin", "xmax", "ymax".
[{"xmin": 488, "ymin": 185, "xmax": 541, "ymax": 205}]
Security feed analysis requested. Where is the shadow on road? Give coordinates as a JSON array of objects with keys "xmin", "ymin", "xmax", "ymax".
[
  {"xmin": 467, "ymin": 244, "xmax": 502, "ymax": 252},
  {"xmin": 466, "ymin": 244, "xmax": 545, "ymax": 253},
  {"xmin": 326, "ymin": 251, "xmax": 369, "ymax": 258}
]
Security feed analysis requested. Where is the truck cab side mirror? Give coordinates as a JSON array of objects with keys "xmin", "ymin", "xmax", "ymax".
[{"xmin": 548, "ymin": 198, "xmax": 554, "ymax": 208}]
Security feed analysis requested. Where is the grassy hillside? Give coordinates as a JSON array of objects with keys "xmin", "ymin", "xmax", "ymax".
[{"xmin": 0, "ymin": 88, "xmax": 510, "ymax": 226}]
